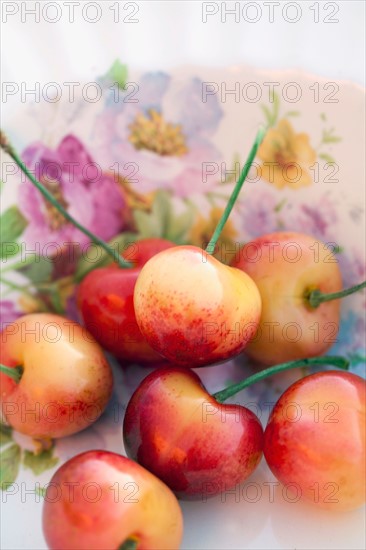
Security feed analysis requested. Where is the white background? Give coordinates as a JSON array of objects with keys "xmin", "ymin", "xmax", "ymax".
[{"xmin": 1, "ymin": 1, "xmax": 365, "ymax": 86}]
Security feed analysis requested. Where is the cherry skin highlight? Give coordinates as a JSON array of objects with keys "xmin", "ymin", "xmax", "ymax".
[
  {"xmin": 264, "ymin": 370, "xmax": 366, "ymax": 511},
  {"xmin": 123, "ymin": 367, "xmax": 264, "ymax": 499},
  {"xmin": 0, "ymin": 313, "xmax": 113, "ymax": 438},
  {"xmin": 231, "ymin": 231, "xmax": 343, "ymax": 364},
  {"xmin": 42, "ymin": 450, "xmax": 183, "ymax": 550},
  {"xmin": 78, "ymin": 238, "xmax": 175, "ymax": 364},
  {"xmin": 134, "ymin": 245, "xmax": 262, "ymax": 367}
]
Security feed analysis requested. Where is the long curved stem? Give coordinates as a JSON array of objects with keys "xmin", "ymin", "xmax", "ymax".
[
  {"xmin": 205, "ymin": 127, "xmax": 266, "ymax": 254},
  {"xmin": 213, "ymin": 356, "xmax": 349, "ymax": 403},
  {"xmin": 0, "ymin": 131, "xmax": 132, "ymax": 269},
  {"xmin": 307, "ymin": 280, "xmax": 366, "ymax": 308}
]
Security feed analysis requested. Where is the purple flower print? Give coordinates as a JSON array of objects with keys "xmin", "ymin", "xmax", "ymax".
[
  {"xmin": 19, "ymin": 135, "xmax": 126, "ymax": 255},
  {"xmin": 241, "ymin": 190, "xmax": 279, "ymax": 239},
  {"xmin": 290, "ymin": 193, "xmax": 338, "ymax": 242}
]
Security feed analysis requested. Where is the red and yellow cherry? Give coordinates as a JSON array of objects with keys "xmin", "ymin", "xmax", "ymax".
[
  {"xmin": 264, "ymin": 370, "xmax": 366, "ymax": 511},
  {"xmin": 77, "ymin": 238, "xmax": 175, "ymax": 364},
  {"xmin": 123, "ymin": 367, "xmax": 264, "ymax": 499},
  {"xmin": 42, "ymin": 450, "xmax": 183, "ymax": 550},
  {"xmin": 231, "ymin": 231, "xmax": 343, "ymax": 364},
  {"xmin": 133, "ymin": 246, "xmax": 262, "ymax": 367},
  {"xmin": 0, "ymin": 313, "xmax": 113, "ymax": 439}
]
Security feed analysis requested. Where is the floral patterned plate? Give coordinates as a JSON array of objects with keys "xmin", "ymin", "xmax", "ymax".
[{"xmin": 1, "ymin": 63, "xmax": 365, "ymax": 549}]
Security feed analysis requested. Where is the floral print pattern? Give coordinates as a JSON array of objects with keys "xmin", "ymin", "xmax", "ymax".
[
  {"xmin": 19, "ymin": 135, "xmax": 127, "ymax": 252},
  {"xmin": 258, "ymin": 118, "xmax": 317, "ymax": 189},
  {"xmin": 94, "ymin": 72, "xmax": 223, "ymax": 197}
]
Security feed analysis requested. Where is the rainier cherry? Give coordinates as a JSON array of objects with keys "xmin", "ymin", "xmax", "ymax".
[
  {"xmin": 133, "ymin": 130, "xmax": 266, "ymax": 367},
  {"xmin": 0, "ymin": 313, "xmax": 113, "ymax": 438},
  {"xmin": 42, "ymin": 450, "xmax": 183, "ymax": 550},
  {"xmin": 264, "ymin": 370, "xmax": 366, "ymax": 511},
  {"xmin": 134, "ymin": 246, "xmax": 261, "ymax": 367},
  {"xmin": 232, "ymin": 231, "xmax": 365, "ymax": 364},
  {"xmin": 78, "ymin": 238, "xmax": 174, "ymax": 364},
  {"xmin": 123, "ymin": 367, "xmax": 263, "ymax": 499}
]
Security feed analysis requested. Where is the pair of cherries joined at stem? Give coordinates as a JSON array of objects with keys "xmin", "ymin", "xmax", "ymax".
[
  {"xmin": 77, "ymin": 131, "xmax": 265, "ymax": 367},
  {"xmin": 123, "ymin": 356, "xmax": 365, "ymax": 511}
]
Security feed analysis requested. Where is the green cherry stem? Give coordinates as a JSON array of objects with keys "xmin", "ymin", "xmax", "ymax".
[
  {"xmin": 307, "ymin": 280, "xmax": 366, "ymax": 308},
  {"xmin": 0, "ymin": 364, "xmax": 23, "ymax": 384},
  {"xmin": 118, "ymin": 539, "xmax": 138, "ymax": 550},
  {"xmin": 0, "ymin": 131, "xmax": 132, "ymax": 269},
  {"xmin": 213, "ymin": 355, "xmax": 349, "ymax": 403},
  {"xmin": 205, "ymin": 126, "xmax": 266, "ymax": 254}
]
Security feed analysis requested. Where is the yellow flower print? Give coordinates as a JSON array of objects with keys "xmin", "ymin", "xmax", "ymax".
[
  {"xmin": 18, "ymin": 293, "xmax": 46, "ymax": 314},
  {"xmin": 128, "ymin": 109, "xmax": 188, "ymax": 157},
  {"xmin": 189, "ymin": 207, "xmax": 238, "ymax": 264},
  {"xmin": 258, "ymin": 119, "xmax": 317, "ymax": 189}
]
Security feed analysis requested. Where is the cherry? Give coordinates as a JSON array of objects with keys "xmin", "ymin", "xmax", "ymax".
[
  {"xmin": 0, "ymin": 313, "xmax": 113, "ymax": 439},
  {"xmin": 123, "ymin": 367, "xmax": 263, "ymax": 500},
  {"xmin": 42, "ymin": 450, "xmax": 183, "ymax": 549},
  {"xmin": 77, "ymin": 238, "xmax": 175, "ymax": 364},
  {"xmin": 232, "ymin": 231, "xmax": 366, "ymax": 364},
  {"xmin": 264, "ymin": 370, "xmax": 366, "ymax": 511},
  {"xmin": 133, "ymin": 130, "xmax": 266, "ymax": 367},
  {"xmin": 134, "ymin": 245, "xmax": 261, "ymax": 367}
]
